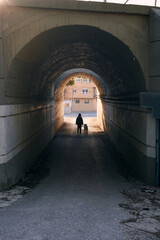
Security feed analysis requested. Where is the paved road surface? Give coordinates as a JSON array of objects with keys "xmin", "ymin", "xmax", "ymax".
[{"xmin": 0, "ymin": 117, "xmax": 159, "ymax": 240}]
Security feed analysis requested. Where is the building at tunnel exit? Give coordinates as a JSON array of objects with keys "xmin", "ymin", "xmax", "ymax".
[
  {"xmin": 64, "ymin": 77, "xmax": 97, "ymax": 114},
  {"xmin": 0, "ymin": 0, "xmax": 160, "ymax": 189}
]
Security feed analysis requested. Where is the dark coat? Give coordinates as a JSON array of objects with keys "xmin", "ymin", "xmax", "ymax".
[{"xmin": 76, "ymin": 116, "xmax": 83, "ymax": 125}]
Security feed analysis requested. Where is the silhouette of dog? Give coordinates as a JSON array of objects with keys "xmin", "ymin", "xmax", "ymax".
[{"xmin": 84, "ymin": 124, "xmax": 88, "ymax": 134}]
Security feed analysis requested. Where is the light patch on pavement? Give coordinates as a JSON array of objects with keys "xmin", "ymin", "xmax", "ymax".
[
  {"xmin": 125, "ymin": 217, "xmax": 160, "ymax": 234},
  {"xmin": 120, "ymin": 184, "xmax": 160, "ymax": 237},
  {"xmin": 0, "ymin": 185, "xmax": 31, "ymax": 207},
  {"xmin": 64, "ymin": 116, "xmax": 102, "ymax": 134}
]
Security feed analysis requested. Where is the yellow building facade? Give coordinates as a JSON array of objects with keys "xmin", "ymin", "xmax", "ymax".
[{"xmin": 64, "ymin": 77, "xmax": 97, "ymax": 113}]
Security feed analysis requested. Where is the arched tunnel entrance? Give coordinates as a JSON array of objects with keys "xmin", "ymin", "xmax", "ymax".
[
  {"xmin": 1, "ymin": 25, "xmax": 157, "ymax": 190},
  {"xmin": 7, "ymin": 25, "xmax": 146, "ymax": 102},
  {"xmin": 54, "ymin": 69, "xmax": 107, "ymax": 131}
]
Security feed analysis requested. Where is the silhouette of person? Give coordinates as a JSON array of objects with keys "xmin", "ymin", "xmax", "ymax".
[{"xmin": 76, "ymin": 113, "xmax": 83, "ymax": 134}]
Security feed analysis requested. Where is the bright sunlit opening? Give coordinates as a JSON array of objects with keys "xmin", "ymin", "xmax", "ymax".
[{"xmin": 0, "ymin": 0, "xmax": 7, "ymax": 4}]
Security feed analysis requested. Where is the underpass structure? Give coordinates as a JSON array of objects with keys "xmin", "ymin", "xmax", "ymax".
[{"xmin": 0, "ymin": 0, "xmax": 160, "ymax": 189}]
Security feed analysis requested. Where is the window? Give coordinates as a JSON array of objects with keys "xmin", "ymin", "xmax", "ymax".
[
  {"xmin": 89, "ymin": 79, "xmax": 92, "ymax": 83},
  {"xmin": 82, "ymin": 78, "xmax": 87, "ymax": 82},
  {"xmin": 76, "ymin": 78, "xmax": 81, "ymax": 82},
  {"xmin": 73, "ymin": 89, "xmax": 76, "ymax": 93},
  {"xmin": 84, "ymin": 100, "xmax": 89, "ymax": 104},
  {"xmin": 75, "ymin": 99, "xmax": 80, "ymax": 103},
  {"xmin": 82, "ymin": 88, "xmax": 88, "ymax": 94}
]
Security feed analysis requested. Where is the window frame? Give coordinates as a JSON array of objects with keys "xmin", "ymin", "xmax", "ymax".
[
  {"xmin": 84, "ymin": 99, "xmax": 89, "ymax": 104},
  {"xmin": 82, "ymin": 78, "xmax": 87, "ymax": 82},
  {"xmin": 75, "ymin": 99, "xmax": 80, "ymax": 104},
  {"xmin": 82, "ymin": 88, "xmax": 88, "ymax": 94}
]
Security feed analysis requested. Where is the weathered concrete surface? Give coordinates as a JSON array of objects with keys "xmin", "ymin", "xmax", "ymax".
[
  {"xmin": 102, "ymin": 101, "xmax": 156, "ymax": 185},
  {"xmin": 0, "ymin": 16, "xmax": 5, "ymax": 104},
  {"xmin": 0, "ymin": 102, "xmax": 56, "ymax": 190},
  {"xmin": 0, "ymin": 0, "xmax": 150, "ymax": 14},
  {"xmin": 0, "ymin": 1, "xmax": 159, "ymax": 189},
  {"xmin": 149, "ymin": 8, "xmax": 160, "ymax": 92},
  {"xmin": 0, "ymin": 117, "xmax": 159, "ymax": 240},
  {"xmin": 0, "ymin": 1, "xmax": 148, "ymax": 104}
]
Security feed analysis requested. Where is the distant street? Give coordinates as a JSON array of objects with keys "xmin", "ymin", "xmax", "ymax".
[{"xmin": 0, "ymin": 116, "xmax": 159, "ymax": 240}]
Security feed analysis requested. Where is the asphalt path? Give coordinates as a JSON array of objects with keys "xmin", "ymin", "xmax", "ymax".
[{"xmin": 0, "ymin": 117, "xmax": 158, "ymax": 240}]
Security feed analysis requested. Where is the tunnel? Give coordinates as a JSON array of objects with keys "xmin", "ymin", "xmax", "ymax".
[
  {"xmin": 1, "ymin": 25, "xmax": 157, "ymax": 190},
  {"xmin": 7, "ymin": 25, "xmax": 145, "ymax": 102}
]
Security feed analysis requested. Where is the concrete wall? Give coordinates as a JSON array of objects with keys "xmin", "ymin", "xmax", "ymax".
[
  {"xmin": 0, "ymin": 102, "xmax": 55, "ymax": 190},
  {"xmin": 0, "ymin": 2, "xmax": 158, "ymax": 188},
  {"xmin": 0, "ymin": 15, "xmax": 5, "ymax": 104},
  {"xmin": 97, "ymin": 97, "xmax": 106, "ymax": 131},
  {"xmin": 1, "ymin": 4, "xmax": 149, "ymax": 88},
  {"xmin": 102, "ymin": 101, "xmax": 156, "ymax": 184},
  {"xmin": 149, "ymin": 8, "xmax": 160, "ymax": 92},
  {"xmin": 55, "ymin": 100, "xmax": 64, "ymax": 132}
]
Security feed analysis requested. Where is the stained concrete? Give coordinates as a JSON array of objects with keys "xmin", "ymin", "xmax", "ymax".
[
  {"xmin": 0, "ymin": 2, "xmax": 159, "ymax": 189},
  {"xmin": 0, "ymin": 117, "xmax": 159, "ymax": 240},
  {"xmin": 0, "ymin": 103, "xmax": 56, "ymax": 190},
  {"xmin": 0, "ymin": 17, "xmax": 5, "ymax": 102},
  {"xmin": 107, "ymin": 118, "xmax": 156, "ymax": 184},
  {"xmin": 149, "ymin": 8, "xmax": 160, "ymax": 92},
  {"xmin": 1, "ymin": 2, "xmax": 148, "ymax": 104},
  {"xmin": 1, "ymin": 0, "xmax": 150, "ymax": 15}
]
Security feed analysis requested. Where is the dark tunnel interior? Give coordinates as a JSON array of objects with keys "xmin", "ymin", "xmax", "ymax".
[{"xmin": 6, "ymin": 25, "xmax": 146, "ymax": 103}]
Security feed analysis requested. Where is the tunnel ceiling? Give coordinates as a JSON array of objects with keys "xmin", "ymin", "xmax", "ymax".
[
  {"xmin": 54, "ymin": 69, "xmax": 106, "ymax": 97},
  {"xmin": 8, "ymin": 25, "xmax": 146, "ymax": 101}
]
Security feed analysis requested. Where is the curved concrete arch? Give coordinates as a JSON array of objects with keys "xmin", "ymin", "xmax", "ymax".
[
  {"xmin": 54, "ymin": 68, "xmax": 107, "ymax": 96},
  {"xmin": 2, "ymin": 5, "xmax": 148, "ymax": 79},
  {"xmin": 0, "ymin": 4, "xmax": 157, "ymax": 189},
  {"xmin": 53, "ymin": 69, "xmax": 106, "ymax": 131},
  {"xmin": 6, "ymin": 25, "xmax": 146, "ymax": 103}
]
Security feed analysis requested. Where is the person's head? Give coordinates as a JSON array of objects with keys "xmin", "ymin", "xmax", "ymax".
[{"xmin": 78, "ymin": 113, "xmax": 81, "ymax": 117}]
